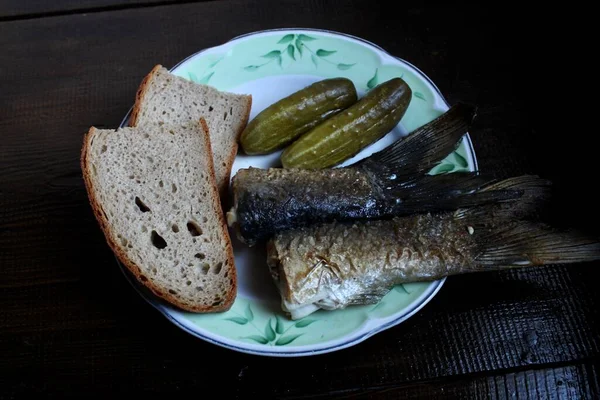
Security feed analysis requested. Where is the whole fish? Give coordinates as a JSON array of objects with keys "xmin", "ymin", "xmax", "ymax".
[
  {"xmin": 265, "ymin": 176, "xmax": 600, "ymax": 319},
  {"xmin": 228, "ymin": 103, "xmax": 521, "ymax": 246}
]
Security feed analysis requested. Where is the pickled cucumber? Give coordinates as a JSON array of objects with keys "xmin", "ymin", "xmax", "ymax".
[
  {"xmin": 280, "ymin": 77, "xmax": 412, "ymax": 169},
  {"xmin": 239, "ymin": 78, "xmax": 357, "ymax": 155}
]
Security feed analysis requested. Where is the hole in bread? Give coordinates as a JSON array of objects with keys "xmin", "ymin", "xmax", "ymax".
[
  {"xmin": 91, "ymin": 163, "xmax": 97, "ymax": 176},
  {"xmin": 139, "ymin": 275, "xmax": 148, "ymax": 282},
  {"xmin": 172, "ymin": 224, "xmax": 179, "ymax": 233},
  {"xmin": 213, "ymin": 262, "xmax": 223, "ymax": 274},
  {"xmin": 151, "ymin": 230, "xmax": 167, "ymax": 249},
  {"xmin": 101, "ymin": 145, "xmax": 107, "ymax": 153},
  {"xmin": 129, "ymin": 175, "xmax": 134, "ymax": 179},
  {"xmin": 187, "ymin": 221, "xmax": 202, "ymax": 236},
  {"xmin": 201, "ymin": 263, "xmax": 210, "ymax": 275},
  {"xmin": 202, "ymin": 217, "xmax": 208, "ymax": 223},
  {"xmin": 147, "ymin": 156, "xmax": 153, "ymax": 163},
  {"xmin": 141, "ymin": 225, "xmax": 147, "ymax": 233},
  {"xmin": 196, "ymin": 286, "xmax": 203, "ymax": 292},
  {"xmin": 186, "ymin": 281, "xmax": 192, "ymax": 286},
  {"xmin": 168, "ymin": 289, "xmax": 177, "ymax": 295},
  {"xmin": 169, "ymin": 129, "xmax": 174, "ymax": 135},
  {"xmin": 225, "ymin": 271, "xmax": 229, "ymax": 278},
  {"xmin": 144, "ymin": 133, "xmax": 149, "ymax": 138},
  {"xmin": 159, "ymin": 180, "xmax": 164, "ymax": 188},
  {"xmin": 223, "ymin": 112, "xmax": 227, "ymax": 121},
  {"xmin": 152, "ymin": 268, "xmax": 157, "ymax": 275},
  {"xmin": 208, "ymin": 106, "xmax": 213, "ymax": 112},
  {"xmin": 172, "ymin": 183, "xmax": 177, "ymax": 193},
  {"xmin": 120, "ymin": 237, "xmax": 128, "ymax": 247},
  {"xmin": 229, "ymin": 107, "xmax": 233, "ymax": 115},
  {"xmin": 135, "ymin": 197, "xmax": 151, "ymax": 213},
  {"xmin": 212, "ymin": 300, "xmax": 222, "ymax": 307},
  {"xmin": 194, "ymin": 253, "xmax": 205, "ymax": 260}
]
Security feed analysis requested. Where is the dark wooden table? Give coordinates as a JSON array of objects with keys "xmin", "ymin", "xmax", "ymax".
[{"xmin": 2, "ymin": 1, "xmax": 598, "ymax": 398}]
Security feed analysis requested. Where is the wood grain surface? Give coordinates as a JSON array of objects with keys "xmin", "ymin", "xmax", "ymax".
[
  {"xmin": 0, "ymin": 0, "xmax": 191, "ymax": 20},
  {"xmin": 1, "ymin": 0, "xmax": 597, "ymax": 398}
]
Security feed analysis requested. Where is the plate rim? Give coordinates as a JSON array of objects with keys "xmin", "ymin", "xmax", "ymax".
[{"xmin": 116, "ymin": 27, "xmax": 479, "ymax": 357}]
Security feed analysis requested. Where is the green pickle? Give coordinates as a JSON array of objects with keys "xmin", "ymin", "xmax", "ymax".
[
  {"xmin": 240, "ymin": 78, "xmax": 357, "ymax": 155},
  {"xmin": 281, "ymin": 77, "xmax": 412, "ymax": 169}
]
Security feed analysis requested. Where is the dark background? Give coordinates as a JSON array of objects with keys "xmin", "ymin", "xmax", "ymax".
[{"xmin": 1, "ymin": 1, "xmax": 598, "ymax": 398}]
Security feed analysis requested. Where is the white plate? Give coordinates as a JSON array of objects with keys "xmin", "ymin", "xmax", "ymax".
[{"xmin": 118, "ymin": 28, "xmax": 477, "ymax": 357}]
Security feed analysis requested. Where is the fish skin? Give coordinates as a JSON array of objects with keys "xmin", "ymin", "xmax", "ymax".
[
  {"xmin": 267, "ymin": 213, "xmax": 478, "ymax": 318},
  {"xmin": 230, "ymin": 166, "xmax": 389, "ymax": 246},
  {"xmin": 267, "ymin": 189, "xmax": 600, "ymax": 320}
]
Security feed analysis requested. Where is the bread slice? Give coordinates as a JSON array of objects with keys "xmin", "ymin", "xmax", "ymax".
[
  {"xmin": 81, "ymin": 119, "xmax": 236, "ymax": 312},
  {"xmin": 129, "ymin": 65, "xmax": 252, "ymax": 195}
]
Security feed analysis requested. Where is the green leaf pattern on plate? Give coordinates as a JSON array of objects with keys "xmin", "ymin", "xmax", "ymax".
[
  {"xmin": 278, "ymin": 34, "xmax": 295, "ymax": 44},
  {"xmin": 225, "ymin": 304, "xmax": 317, "ymax": 346},
  {"xmin": 188, "ymin": 56, "xmax": 223, "ymax": 84},
  {"xmin": 225, "ymin": 316, "xmax": 249, "ymax": 325},
  {"xmin": 395, "ymin": 284, "xmax": 411, "ymax": 294},
  {"xmin": 244, "ymin": 303, "xmax": 254, "ymax": 322},
  {"xmin": 311, "ymin": 54, "xmax": 319, "ymax": 68},
  {"xmin": 262, "ymin": 50, "xmax": 281, "ymax": 59},
  {"xmin": 367, "ymin": 68, "xmax": 379, "ymax": 89},
  {"xmin": 244, "ymin": 34, "xmax": 357, "ymax": 71},
  {"xmin": 276, "ymin": 334, "xmax": 304, "ymax": 346},
  {"xmin": 287, "ymin": 44, "xmax": 296, "ymax": 61},
  {"xmin": 414, "ymin": 92, "xmax": 426, "ymax": 101},
  {"xmin": 316, "ymin": 49, "xmax": 337, "ymax": 57}
]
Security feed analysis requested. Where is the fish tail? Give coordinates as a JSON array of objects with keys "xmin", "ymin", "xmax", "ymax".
[
  {"xmin": 451, "ymin": 174, "xmax": 552, "ymax": 221},
  {"xmin": 381, "ymin": 173, "xmax": 551, "ymax": 217},
  {"xmin": 356, "ymin": 102, "xmax": 477, "ymax": 181},
  {"xmin": 473, "ymin": 222, "xmax": 600, "ymax": 269}
]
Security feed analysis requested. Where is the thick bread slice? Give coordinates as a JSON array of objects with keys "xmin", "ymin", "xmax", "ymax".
[
  {"xmin": 130, "ymin": 65, "xmax": 252, "ymax": 195},
  {"xmin": 81, "ymin": 120, "xmax": 236, "ymax": 312}
]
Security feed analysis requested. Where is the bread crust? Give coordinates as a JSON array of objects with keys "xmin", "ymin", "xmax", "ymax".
[
  {"xmin": 219, "ymin": 94, "xmax": 253, "ymax": 197},
  {"xmin": 129, "ymin": 64, "xmax": 163, "ymax": 127},
  {"xmin": 80, "ymin": 121, "xmax": 237, "ymax": 313}
]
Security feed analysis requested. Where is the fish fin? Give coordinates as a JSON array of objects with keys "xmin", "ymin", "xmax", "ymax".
[
  {"xmin": 356, "ymin": 102, "xmax": 477, "ymax": 182},
  {"xmin": 473, "ymin": 222, "xmax": 600, "ymax": 268},
  {"xmin": 374, "ymin": 173, "xmax": 545, "ymax": 217},
  {"xmin": 453, "ymin": 175, "xmax": 552, "ymax": 221}
]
